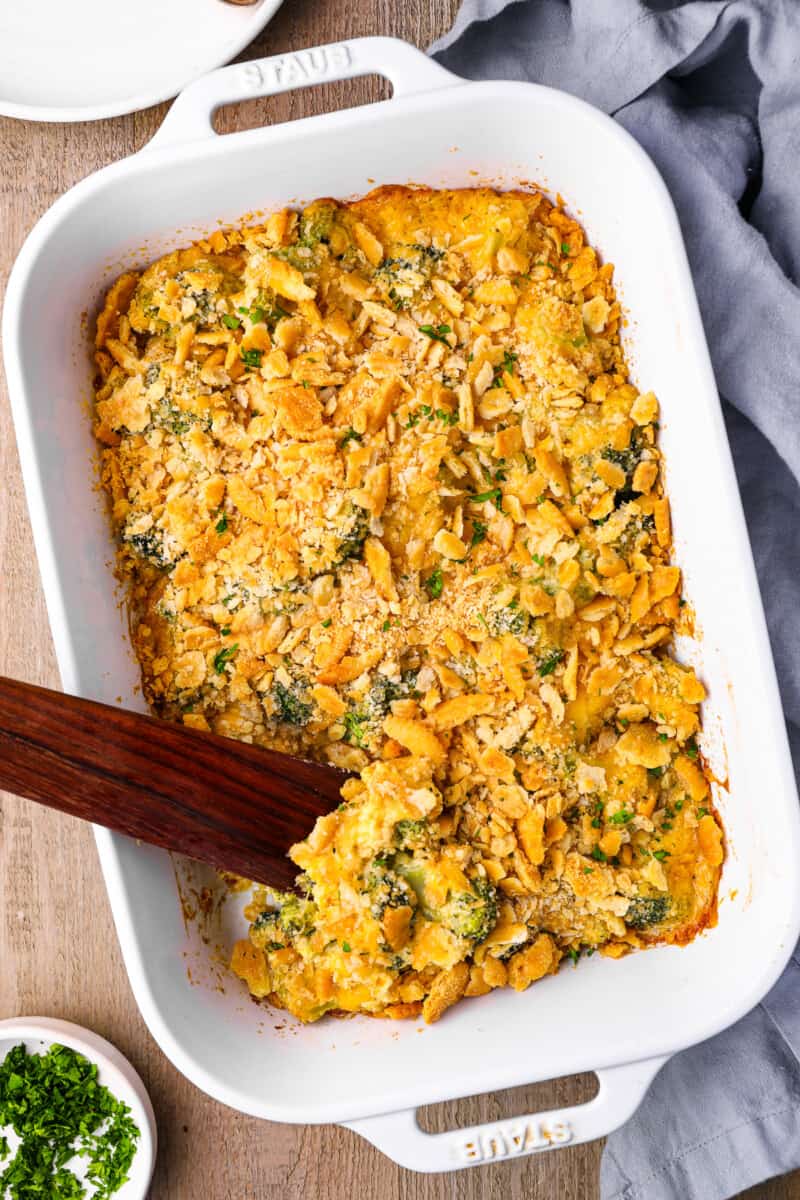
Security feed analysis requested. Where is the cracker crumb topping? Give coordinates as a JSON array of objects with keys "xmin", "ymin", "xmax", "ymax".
[{"xmin": 94, "ymin": 187, "xmax": 722, "ymax": 1024}]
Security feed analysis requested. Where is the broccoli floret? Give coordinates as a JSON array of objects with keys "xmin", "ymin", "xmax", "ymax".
[
  {"xmin": 393, "ymin": 854, "xmax": 498, "ymax": 945},
  {"xmin": 187, "ymin": 287, "xmax": 216, "ymax": 324},
  {"xmin": 409, "ymin": 243, "xmax": 445, "ymax": 265},
  {"xmin": 334, "ymin": 504, "xmax": 370, "ymax": 566},
  {"xmin": 489, "ymin": 604, "xmax": 530, "ymax": 637},
  {"xmin": 373, "ymin": 244, "xmax": 445, "ymax": 309},
  {"xmin": 377, "ymin": 244, "xmax": 443, "ymax": 277},
  {"xmin": 272, "ymin": 680, "xmax": 313, "ymax": 726},
  {"xmin": 366, "ymin": 670, "xmax": 419, "ymax": 717},
  {"xmin": 149, "ymin": 395, "xmax": 211, "ymax": 436},
  {"xmin": 366, "ymin": 858, "xmax": 417, "ymax": 919},
  {"xmin": 124, "ymin": 527, "xmax": 173, "ymax": 569},
  {"xmin": 276, "ymin": 894, "xmax": 316, "ymax": 936},
  {"xmin": 626, "ymin": 894, "xmax": 670, "ymax": 929},
  {"xmin": 613, "ymin": 510, "xmax": 656, "ymax": 555},
  {"xmin": 367, "ymin": 676, "xmax": 405, "ymax": 715},
  {"xmin": 251, "ymin": 911, "xmax": 285, "ymax": 951},
  {"xmin": 271, "ymin": 243, "xmax": 319, "ymax": 272},
  {"xmin": 601, "ymin": 432, "xmax": 649, "ymax": 510},
  {"xmin": 342, "ymin": 671, "xmax": 420, "ymax": 749},
  {"xmin": 393, "ymin": 819, "xmax": 431, "ymax": 852},
  {"xmin": 237, "ymin": 291, "xmax": 291, "ymax": 329},
  {"xmin": 441, "ymin": 877, "xmax": 498, "ymax": 943},
  {"xmin": 174, "ymin": 262, "xmax": 241, "ymax": 323},
  {"xmin": 342, "ymin": 708, "xmax": 369, "ymax": 746},
  {"xmin": 298, "ymin": 201, "xmax": 336, "ymax": 248},
  {"xmin": 602, "ymin": 444, "xmax": 642, "ymax": 476},
  {"xmin": 252, "ymin": 895, "xmax": 316, "ymax": 947}
]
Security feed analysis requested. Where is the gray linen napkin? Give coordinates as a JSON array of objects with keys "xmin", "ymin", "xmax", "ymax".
[{"xmin": 430, "ymin": 4, "xmax": 800, "ymax": 1197}]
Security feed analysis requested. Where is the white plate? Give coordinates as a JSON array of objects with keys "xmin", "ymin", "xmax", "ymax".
[
  {"xmin": 0, "ymin": 1017, "xmax": 156, "ymax": 1198},
  {"xmin": 0, "ymin": 0, "xmax": 283, "ymax": 123}
]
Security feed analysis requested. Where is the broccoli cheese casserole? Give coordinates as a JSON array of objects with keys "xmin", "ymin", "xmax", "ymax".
[{"xmin": 93, "ymin": 186, "xmax": 723, "ymax": 1026}]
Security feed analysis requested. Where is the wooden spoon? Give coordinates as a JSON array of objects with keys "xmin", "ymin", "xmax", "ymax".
[{"xmin": 0, "ymin": 676, "xmax": 347, "ymax": 889}]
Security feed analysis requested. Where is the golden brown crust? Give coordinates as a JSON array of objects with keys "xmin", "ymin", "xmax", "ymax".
[{"xmin": 94, "ymin": 186, "xmax": 722, "ymax": 1025}]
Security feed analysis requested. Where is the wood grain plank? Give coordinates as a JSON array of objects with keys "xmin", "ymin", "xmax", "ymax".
[{"xmin": 1, "ymin": 0, "xmax": 798, "ymax": 1197}]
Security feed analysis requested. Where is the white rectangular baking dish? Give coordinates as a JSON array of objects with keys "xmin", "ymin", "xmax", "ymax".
[{"xmin": 4, "ymin": 36, "xmax": 800, "ymax": 1173}]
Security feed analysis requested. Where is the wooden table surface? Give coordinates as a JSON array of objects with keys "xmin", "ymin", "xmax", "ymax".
[{"xmin": 0, "ymin": 1, "xmax": 797, "ymax": 1197}]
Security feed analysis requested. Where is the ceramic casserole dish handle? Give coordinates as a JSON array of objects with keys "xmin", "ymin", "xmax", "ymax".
[
  {"xmin": 133, "ymin": 36, "xmax": 671, "ymax": 1170},
  {"xmin": 344, "ymin": 1056, "xmax": 669, "ymax": 1171},
  {"xmin": 146, "ymin": 35, "xmax": 463, "ymax": 149}
]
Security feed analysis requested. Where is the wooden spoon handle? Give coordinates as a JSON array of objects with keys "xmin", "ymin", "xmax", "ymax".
[{"xmin": 0, "ymin": 676, "xmax": 345, "ymax": 888}]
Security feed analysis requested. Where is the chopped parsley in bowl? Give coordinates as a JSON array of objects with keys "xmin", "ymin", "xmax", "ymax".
[{"xmin": 0, "ymin": 1019, "xmax": 155, "ymax": 1199}]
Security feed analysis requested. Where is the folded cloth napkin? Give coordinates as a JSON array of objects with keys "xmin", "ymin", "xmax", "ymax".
[{"xmin": 430, "ymin": 4, "xmax": 800, "ymax": 1198}]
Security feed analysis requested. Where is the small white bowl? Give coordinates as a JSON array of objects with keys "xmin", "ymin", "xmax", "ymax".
[{"xmin": 0, "ymin": 1017, "xmax": 156, "ymax": 1199}]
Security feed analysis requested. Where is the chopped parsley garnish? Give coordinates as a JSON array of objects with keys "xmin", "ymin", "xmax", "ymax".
[
  {"xmin": 492, "ymin": 349, "xmax": 518, "ymax": 386},
  {"xmin": 406, "ymin": 404, "xmax": 431, "ymax": 428},
  {"xmin": 238, "ymin": 304, "xmax": 268, "ymax": 324},
  {"xmin": 609, "ymin": 808, "xmax": 634, "ymax": 825},
  {"xmin": 652, "ymin": 849, "xmax": 670, "ymax": 862},
  {"xmin": 435, "ymin": 407, "xmax": 459, "ymax": 425},
  {"xmin": 418, "ymin": 323, "xmax": 451, "ymax": 345},
  {"xmin": 531, "ymin": 552, "xmax": 545, "ymax": 566},
  {"xmin": 221, "ymin": 313, "xmax": 241, "ymax": 330},
  {"xmin": 567, "ymin": 947, "xmax": 580, "ymax": 964},
  {"xmin": 240, "ymin": 348, "xmax": 264, "ymax": 369},
  {"xmin": 561, "ymin": 242, "xmax": 571, "ymax": 254},
  {"xmin": 215, "ymin": 512, "xmax": 228, "ymax": 533},
  {"xmin": 647, "ymin": 766, "xmax": 665, "ymax": 779},
  {"xmin": 658, "ymin": 732, "xmax": 668, "ymax": 743},
  {"xmin": 343, "ymin": 710, "xmax": 368, "ymax": 746},
  {"xmin": 339, "ymin": 427, "xmax": 363, "ymax": 448},
  {"xmin": 591, "ymin": 845, "xmax": 607, "ymax": 863},
  {"xmin": 219, "ymin": 626, "xmax": 231, "ymax": 636},
  {"xmin": 0, "ymin": 1042, "xmax": 141, "ymax": 1199},
  {"xmin": 321, "ymin": 618, "xmax": 332, "ymax": 628},
  {"xmin": 470, "ymin": 486, "xmax": 503, "ymax": 507},
  {"xmin": 537, "ymin": 648, "xmax": 565, "ymax": 677},
  {"xmin": 342, "ymin": 941, "xmax": 352, "ymax": 953},
  {"xmin": 424, "ymin": 567, "xmax": 444, "ymax": 600},
  {"xmin": 685, "ymin": 739, "xmax": 699, "ymax": 760},
  {"xmin": 213, "ymin": 644, "xmax": 238, "ymax": 674},
  {"xmin": 405, "ymin": 403, "xmax": 457, "ymax": 429},
  {"xmin": 470, "ymin": 520, "xmax": 488, "ymax": 548},
  {"xmin": 697, "ymin": 806, "xmax": 709, "ymax": 818}
]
